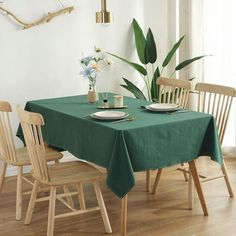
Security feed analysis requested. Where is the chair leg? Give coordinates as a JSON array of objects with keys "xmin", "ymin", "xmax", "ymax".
[
  {"xmin": 93, "ymin": 181, "xmax": 112, "ymax": 233},
  {"xmin": 0, "ymin": 161, "xmax": 7, "ymax": 193},
  {"xmin": 181, "ymin": 163, "xmax": 189, "ymax": 181},
  {"xmin": 16, "ymin": 166, "xmax": 23, "ymax": 220},
  {"xmin": 76, "ymin": 183, "xmax": 86, "ymax": 210},
  {"xmin": 221, "ymin": 160, "xmax": 234, "ymax": 197},
  {"xmin": 47, "ymin": 187, "xmax": 56, "ymax": 236},
  {"xmin": 188, "ymin": 160, "xmax": 208, "ymax": 216},
  {"xmin": 146, "ymin": 170, "xmax": 151, "ymax": 192},
  {"xmin": 152, "ymin": 169, "xmax": 163, "ymax": 194},
  {"xmin": 63, "ymin": 185, "xmax": 74, "ymax": 208},
  {"xmin": 25, "ymin": 180, "xmax": 39, "ymax": 225}
]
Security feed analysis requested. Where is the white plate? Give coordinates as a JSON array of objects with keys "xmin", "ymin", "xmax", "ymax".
[
  {"xmin": 91, "ymin": 111, "xmax": 129, "ymax": 120},
  {"xmin": 145, "ymin": 103, "xmax": 179, "ymax": 112}
]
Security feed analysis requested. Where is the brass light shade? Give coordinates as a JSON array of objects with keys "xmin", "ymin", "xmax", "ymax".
[{"xmin": 96, "ymin": 0, "xmax": 112, "ymax": 23}]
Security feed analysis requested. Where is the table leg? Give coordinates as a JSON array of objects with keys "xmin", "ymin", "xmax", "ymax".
[
  {"xmin": 188, "ymin": 171, "xmax": 195, "ymax": 210},
  {"xmin": 188, "ymin": 160, "xmax": 208, "ymax": 216},
  {"xmin": 120, "ymin": 194, "xmax": 128, "ymax": 236}
]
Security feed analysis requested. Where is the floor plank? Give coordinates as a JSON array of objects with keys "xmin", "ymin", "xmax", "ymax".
[{"xmin": 0, "ymin": 156, "xmax": 235, "ymax": 236}]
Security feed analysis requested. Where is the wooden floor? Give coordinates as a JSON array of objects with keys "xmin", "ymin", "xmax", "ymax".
[{"xmin": 0, "ymin": 157, "xmax": 235, "ymax": 236}]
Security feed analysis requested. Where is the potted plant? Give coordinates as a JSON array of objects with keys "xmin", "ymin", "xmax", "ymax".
[{"xmin": 108, "ymin": 18, "xmax": 206, "ymax": 101}]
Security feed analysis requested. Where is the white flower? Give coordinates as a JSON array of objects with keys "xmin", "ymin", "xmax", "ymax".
[
  {"xmin": 80, "ymin": 47, "xmax": 114, "ymax": 85},
  {"xmin": 105, "ymin": 57, "xmax": 114, "ymax": 68}
]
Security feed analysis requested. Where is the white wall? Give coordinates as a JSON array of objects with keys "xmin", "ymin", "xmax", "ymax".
[
  {"xmin": 0, "ymin": 0, "xmax": 171, "ymax": 175},
  {"xmin": 144, "ymin": 0, "xmax": 174, "ymax": 74}
]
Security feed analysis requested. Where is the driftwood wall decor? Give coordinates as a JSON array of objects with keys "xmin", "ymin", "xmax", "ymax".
[{"xmin": 0, "ymin": 2, "xmax": 74, "ymax": 30}]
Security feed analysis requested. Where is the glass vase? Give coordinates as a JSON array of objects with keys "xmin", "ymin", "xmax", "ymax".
[{"xmin": 88, "ymin": 84, "xmax": 99, "ymax": 103}]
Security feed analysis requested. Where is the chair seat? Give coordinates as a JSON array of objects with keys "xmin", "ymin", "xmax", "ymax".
[
  {"xmin": 8, "ymin": 147, "xmax": 63, "ymax": 166},
  {"xmin": 33, "ymin": 161, "xmax": 103, "ymax": 186}
]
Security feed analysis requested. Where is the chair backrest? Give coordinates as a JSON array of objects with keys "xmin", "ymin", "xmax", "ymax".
[
  {"xmin": 157, "ymin": 77, "xmax": 191, "ymax": 108},
  {"xmin": 0, "ymin": 101, "xmax": 17, "ymax": 163},
  {"xmin": 17, "ymin": 107, "xmax": 50, "ymax": 183},
  {"xmin": 195, "ymin": 82, "xmax": 236, "ymax": 144}
]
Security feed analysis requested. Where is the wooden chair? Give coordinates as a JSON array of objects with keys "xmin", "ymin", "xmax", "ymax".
[
  {"xmin": 187, "ymin": 82, "xmax": 235, "ymax": 207},
  {"xmin": 0, "ymin": 101, "xmax": 63, "ymax": 220},
  {"xmin": 17, "ymin": 107, "xmax": 112, "ymax": 236},
  {"xmin": 157, "ymin": 77, "xmax": 191, "ymax": 107},
  {"xmin": 146, "ymin": 77, "xmax": 191, "ymax": 192}
]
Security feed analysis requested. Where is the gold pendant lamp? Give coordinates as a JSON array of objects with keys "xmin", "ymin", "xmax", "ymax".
[{"xmin": 96, "ymin": 0, "xmax": 112, "ymax": 23}]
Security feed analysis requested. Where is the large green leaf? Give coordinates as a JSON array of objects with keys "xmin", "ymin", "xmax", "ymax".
[
  {"xmin": 145, "ymin": 28, "xmax": 157, "ymax": 64},
  {"xmin": 162, "ymin": 35, "xmax": 185, "ymax": 67},
  {"xmin": 150, "ymin": 67, "xmax": 160, "ymax": 101},
  {"xmin": 121, "ymin": 78, "xmax": 147, "ymax": 100},
  {"xmin": 107, "ymin": 52, "xmax": 147, "ymax": 76},
  {"xmin": 175, "ymin": 56, "xmax": 206, "ymax": 71},
  {"xmin": 132, "ymin": 18, "xmax": 147, "ymax": 64}
]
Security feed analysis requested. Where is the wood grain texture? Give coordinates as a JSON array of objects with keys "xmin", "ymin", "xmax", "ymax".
[
  {"xmin": 0, "ymin": 101, "xmax": 63, "ymax": 220},
  {"xmin": 17, "ymin": 107, "xmax": 111, "ymax": 235},
  {"xmin": 0, "ymin": 156, "xmax": 235, "ymax": 236}
]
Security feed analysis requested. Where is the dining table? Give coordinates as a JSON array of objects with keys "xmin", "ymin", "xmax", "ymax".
[{"xmin": 16, "ymin": 93, "xmax": 223, "ymax": 236}]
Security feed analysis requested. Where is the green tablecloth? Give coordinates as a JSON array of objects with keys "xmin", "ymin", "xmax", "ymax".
[{"xmin": 17, "ymin": 94, "xmax": 223, "ymax": 198}]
